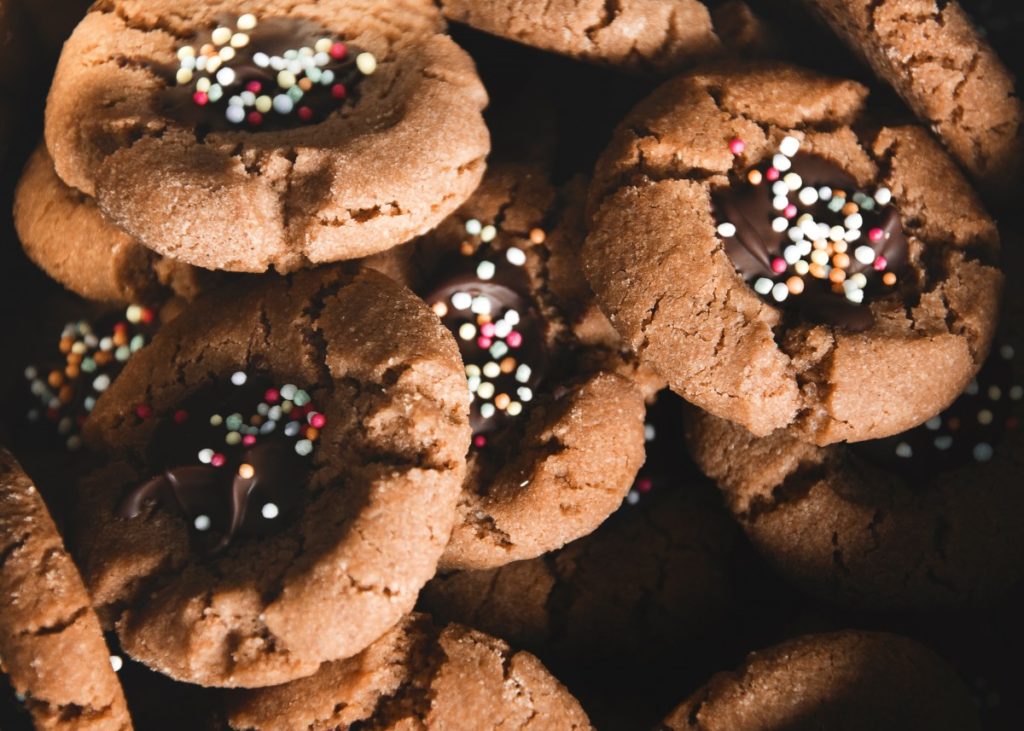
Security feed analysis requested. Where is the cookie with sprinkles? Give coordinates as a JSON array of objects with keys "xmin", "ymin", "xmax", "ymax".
[
  {"xmin": 15, "ymin": 146, "xmax": 210, "ymax": 305},
  {"xmin": 584, "ymin": 62, "xmax": 1003, "ymax": 444},
  {"xmin": 370, "ymin": 163, "xmax": 647, "ymax": 571},
  {"xmin": 45, "ymin": 0, "xmax": 489, "ymax": 272},
  {"xmin": 71, "ymin": 267, "xmax": 470, "ymax": 687},
  {"xmin": 686, "ymin": 240, "xmax": 1024, "ymax": 609}
]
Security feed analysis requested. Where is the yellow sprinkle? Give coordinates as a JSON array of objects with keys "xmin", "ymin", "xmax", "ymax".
[
  {"xmin": 211, "ymin": 27, "xmax": 232, "ymax": 46},
  {"xmin": 175, "ymin": 67, "xmax": 193, "ymax": 85},
  {"xmin": 356, "ymin": 52, "xmax": 377, "ymax": 75}
]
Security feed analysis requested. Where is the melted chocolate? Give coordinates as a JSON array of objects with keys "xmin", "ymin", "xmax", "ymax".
[
  {"xmin": 159, "ymin": 15, "xmax": 369, "ymax": 132},
  {"xmin": 118, "ymin": 377, "xmax": 322, "ymax": 554},
  {"xmin": 715, "ymin": 153, "xmax": 909, "ymax": 331},
  {"xmin": 852, "ymin": 342, "xmax": 1021, "ymax": 475},
  {"xmin": 421, "ymin": 227, "xmax": 548, "ymax": 441}
]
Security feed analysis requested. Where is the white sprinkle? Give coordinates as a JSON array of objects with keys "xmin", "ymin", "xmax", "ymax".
[
  {"xmin": 284, "ymin": 421, "xmax": 301, "ymax": 437},
  {"xmin": 178, "ymin": 45, "xmax": 195, "ymax": 60},
  {"xmin": 110, "ymin": 656, "xmax": 123, "ymax": 672},
  {"xmin": 465, "ymin": 364, "xmax": 481, "ymax": 378},
  {"xmin": 216, "ymin": 67, "xmax": 236, "ymax": 86},
  {"xmin": 626, "ymin": 491, "xmax": 640, "ymax": 505},
  {"xmin": 754, "ymin": 278, "xmax": 774, "ymax": 295},
  {"xmin": 270, "ymin": 55, "xmax": 286, "ymax": 71},
  {"xmin": 494, "ymin": 320, "xmax": 512, "ymax": 338},
  {"xmin": 771, "ymin": 283, "xmax": 789, "ymax": 302},
  {"xmin": 783, "ymin": 245, "xmax": 801, "ymax": 264},
  {"xmin": 518, "ymin": 387, "xmax": 533, "ymax": 402},
  {"xmin": 476, "ymin": 261, "xmax": 496, "ymax": 280},
  {"xmin": 273, "ymin": 94, "xmax": 294, "ymax": 114},
  {"xmin": 262, "ymin": 503, "xmax": 280, "ymax": 520},
  {"xmin": 482, "ymin": 362, "xmax": 500, "ymax": 379},
  {"xmin": 850, "ymin": 273, "xmax": 867, "ymax": 289},
  {"xmin": 196, "ymin": 76, "xmax": 211, "ymax": 93},
  {"xmin": 465, "ymin": 218, "xmax": 482, "ymax": 235},
  {"xmin": 515, "ymin": 364, "xmax": 532, "ymax": 383},
  {"xmin": 253, "ymin": 51, "xmax": 270, "ymax": 68},
  {"xmin": 934, "ymin": 435, "xmax": 953, "ymax": 450},
  {"xmin": 231, "ymin": 32, "xmax": 250, "ymax": 48},
  {"xmin": 471, "ymin": 296, "xmax": 492, "ymax": 315},
  {"xmin": 504, "ymin": 310, "xmax": 520, "ymax": 326},
  {"xmin": 895, "ymin": 442, "xmax": 913, "ymax": 458},
  {"xmin": 874, "ymin": 187, "xmax": 892, "ymax": 205},
  {"xmin": 480, "ymin": 225, "xmax": 497, "ymax": 242},
  {"xmin": 231, "ymin": 371, "xmax": 248, "ymax": 386},
  {"xmin": 974, "ymin": 443, "xmax": 994, "ymax": 462},
  {"xmin": 1000, "ymin": 345, "xmax": 1015, "ymax": 360},
  {"xmin": 772, "ymin": 195, "xmax": 788, "ymax": 211},
  {"xmin": 477, "ymin": 382, "xmax": 495, "ymax": 399},
  {"xmin": 226, "ymin": 105, "xmax": 246, "ymax": 124},
  {"xmin": 480, "ymin": 403, "xmax": 496, "ymax": 419},
  {"xmin": 198, "ymin": 448, "xmax": 214, "ymax": 464},
  {"xmin": 506, "ymin": 247, "xmax": 527, "ymax": 266},
  {"xmin": 356, "ymin": 52, "xmax": 377, "ymax": 75},
  {"xmin": 844, "ymin": 228, "xmax": 861, "ymax": 243},
  {"xmin": 978, "ymin": 409, "xmax": 994, "ymax": 425},
  {"xmin": 490, "ymin": 342, "xmax": 509, "ymax": 359},
  {"xmin": 314, "ymin": 51, "xmax": 331, "ymax": 67},
  {"xmin": 798, "ymin": 187, "xmax": 818, "ymax": 206},
  {"xmin": 295, "ymin": 439, "xmax": 314, "ymax": 456},
  {"xmin": 818, "ymin": 186, "xmax": 832, "ymax": 200},
  {"xmin": 772, "ymin": 181, "xmax": 789, "ymax": 196},
  {"xmin": 925, "ymin": 416, "xmax": 942, "ymax": 431},
  {"xmin": 771, "ymin": 217, "xmax": 789, "ymax": 233},
  {"xmin": 237, "ymin": 13, "xmax": 258, "ymax": 30},
  {"xmin": 175, "ymin": 67, "xmax": 193, "ymax": 85},
  {"xmin": 783, "ymin": 172, "xmax": 802, "ymax": 191},
  {"xmin": 845, "ymin": 288, "xmax": 864, "ymax": 304},
  {"xmin": 772, "ymin": 154, "xmax": 791, "ymax": 172},
  {"xmin": 458, "ymin": 323, "xmax": 476, "ymax": 340},
  {"xmin": 844, "ymin": 213, "xmax": 863, "ymax": 230},
  {"xmin": 717, "ymin": 222, "xmax": 737, "ymax": 238},
  {"xmin": 1009, "ymin": 385, "xmax": 1023, "ymax": 401},
  {"xmin": 212, "ymin": 26, "xmax": 232, "ymax": 45},
  {"xmin": 788, "ymin": 227, "xmax": 805, "ymax": 243},
  {"xmin": 854, "ymin": 246, "xmax": 877, "ymax": 265},
  {"xmin": 451, "ymin": 292, "xmax": 472, "ymax": 310},
  {"xmin": 794, "ymin": 261, "xmax": 809, "ymax": 275},
  {"xmin": 194, "ymin": 515, "xmax": 212, "ymax": 531},
  {"xmin": 779, "ymin": 135, "xmax": 800, "ymax": 157},
  {"xmin": 644, "ymin": 424, "xmax": 656, "ymax": 441},
  {"xmin": 93, "ymin": 374, "xmax": 111, "ymax": 392},
  {"xmin": 988, "ymin": 386, "xmax": 1002, "ymax": 401},
  {"xmin": 208, "ymin": 84, "xmax": 223, "ymax": 103},
  {"xmin": 24, "ymin": 366, "xmax": 37, "ymax": 380},
  {"xmin": 966, "ymin": 380, "xmax": 980, "ymax": 396}
]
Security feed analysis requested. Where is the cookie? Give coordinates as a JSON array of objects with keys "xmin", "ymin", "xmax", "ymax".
[
  {"xmin": 439, "ymin": 0, "xmax": 765, "ymax": 73},
  {"xmin": 659, "ymin": 631, "xmax": 980, "ymax": 730},
  {"xmin": 227, "ymin": 613, "xmax": 592, "ymax": 731},
  {"xmin": 45, "ymin": 1, "xmax": 490, "ymax": 273},
  {"xmin": 15, "ymin": 146, "xmax": 209, "ymax": 304},
  {"xmin": 802, "ymin": 0, "xmax": 1024, "ymax": 200},
  {"xmin": 0, "ymin": 448, "xmax": 132, "ymax": 731},
  {"xmin": 686, "ymin": 242, "xmax": 1024, "ymax": 610},
  {"xmin": 370, "ymin": 163, "xmax": 648, "ymax": 570},
  {"xmin": 584, "ymin": 62, "xmax": 1002, "ymax": 444},
  {"xmin": 71, "ymin": 267, "xmax": 470, "ymax": 687}
]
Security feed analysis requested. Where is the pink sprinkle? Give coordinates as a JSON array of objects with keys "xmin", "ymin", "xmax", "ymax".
[
  {"xmin": 211, "ymin": 453, "xmax": 226, "ymax": 467},
  {"xmin": 330, "ymin": 42, "xmax": 347, "ymax": 60},
  {"xmin": 193, "ymin": 91, "xmax": 209, "ymax": 106},
  {"xmin": 771, "ymin": 258, "xmax": 787, "ymax": 274},
  {"xmin": 264, "ymin": 388, "xmax": 280, "ymax": 404},
  {"xmin": 783, "ymin": 204, "xmax": 797, "ymax": 219},
  {"xmin": 473, "ymin": 435, "xmax": 487, "ymax": 448},
  {"xmin": 243, "ymin": 435, "xmax": 257, "ymax": 446},
  {"xmin": 728, "ymin": 138, "xmax": 745, "ymax": 155},
  {"xmin": 480, "ymin": 322, "xmax": 496, "ymax": 338},
  {"xmin": 310, "ymin": 413, "xmax": 327, "ymax": 429},
  {"xmin": 868, "ymin": 228, "xmax": 884, "ymax": 243},
  {"xmin": 637, "ymin": 477, "xmax": 654, "ymax": 493},
  {"xmin": 477, "ymin": 336, "xmax": 493, "ymax": 349},
  {"xmin": 246, "ymin": 81, "xmax": 262, "ymax": 93},
  {"xmin": 331, "ymin": 83, "xmax": 347, "ymax": 100},
  {"xmin": 873, "ymin": 256, "xmax": 888, "ymax": 271},
  {"xmin": 765, "ymin": 167, "xmax": 780, "ymax": 181},
  {"xmin": 173, "ymin": 409, "xmax": 189, "ymax": 424},
  {"xmin": 506, "ymin": 331, "xmax": 523, "ymax": 348}
]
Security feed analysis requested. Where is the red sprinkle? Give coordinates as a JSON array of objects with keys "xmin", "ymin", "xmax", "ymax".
[
  {"xmin": 783, "ymin": 204, "xmax": 798, "ymax": 219},
  {"xmin": 243, "ymin": 435, "xmax": 257, "ymax": 446},
  {"xmin": 140, "ymin": 308, "xmax": 155, "ymax": 324},
  {"xmin": 771, "ymin": 258, "xmax": 787, "ymax": 274},
  {"xmin": 246, "ymin": 80, "xmax": 263, "ymax": 93},
  {"xmin": 297, "ymin": 106, "xmax": 314, "ymax": 122},
  {"xmin": 728, "ymin": 138, "xmax": 745, "ymax": 155},
  {"xmin": 331, "ymin": 83, "xmax": 347, "ymax": 99},
  {"xmin": 873, "ymin": 256, "xmax": 888, "ymax": 271},
  {"xmin": 330, "ymin": 42, "xmax": 347, "ymax": 60},
  {"xmin": 264, "ymin": 388, "xmax": 280, "ymax": 404},
  {"xmin": 637, "ymin": 477, "xmax": 654, "ymax": 493},
  {"xmin": 211, "ymin": 453, "xmax": 226, "ymax": 468},
  {"xmin": 135, "ymin": 404, "xmax": 153, "ymax": 420},
  {"xmin": 506, "ymin": 331, "xmax": 523, "ymax": 348},
  {"xmin": 472, "ymin": 435, "xmax": 487, "ymax": 448},
  {"xmin": 247, "ymin": 111, "xmax": 263, "ymax": 126},
  {"xmin": 193, "ymin": 91, "xmax": 209, "ymax": 106},
  {"xmin": 310, "ymin": 413, "xmax": 327, "ymax": 429},
  {"xmin": 173, "ymin": 409, "xmax": 189, "ymax": 424},
  {"xmin": 765, "ymin": 167, "xmax": 780, "ymax": 182},
  {"xmin": 114, "ymin": 323, "xmax": 128, "ymax": 335},
  {"xmin": 477, "ymin": 336, "xmax": 493, "ymax": 349},
  {"xmin": 868, "ymin": 227, "xmax": 884, "ymax": 243}
]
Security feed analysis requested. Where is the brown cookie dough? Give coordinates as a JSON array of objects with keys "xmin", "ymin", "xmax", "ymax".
[
  {"xmin": 584, "ymin": 62, "xmax": 1002, "ymax": 445},
  {"xmin": 370, "ymin": 163, "xmax": 648, "ymax": 570},
  {"xmin": 802, "ymin": 0, "xmax": 1023, "ymax": 200},
  {"xmin": 438, "ymin": 0, "xmax": 765, "ymax": 73},
  {"xmin": 227, "ymin": 613, "xmax": 592, "ymax": 731},
  {"xmin": 45, "ymin": 1, "xmax": 490, "ymax": 273},
  {"xmin": 0, "ymin": 448, "xmax": 132, "ymax": 731},
  {"xmin": 659, "ymin": 631, "xmax": 981, "ymax": 731},
  {"xmin": 15, "ymin": 146, "xmax": 210, "ymax": 304},
  {"xmin": 71, "ymin": 267, "xmax": 470, "ymax": 688},
  {"xmin": 686, "ymin": 242, "xmax": 1024, "ymax": 609}
]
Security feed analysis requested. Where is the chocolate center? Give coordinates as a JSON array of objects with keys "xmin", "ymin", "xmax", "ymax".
[
  {"xmin": 158, "ymin": 14, "xmax": 375, "ymax": 132},
  {"xmin": 118, "ymin": 375, "xmax": 324, "ymax": 554},
  {"xmin": 421, "ymin": 221, "xmax": 548, "ymax": 443},
  {"xmin": 714, "ymin": 146, "xmax": 909, "ymax": 331}
]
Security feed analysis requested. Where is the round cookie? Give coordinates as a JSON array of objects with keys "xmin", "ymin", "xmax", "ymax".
[
  {"xmin": 71, "ymin": 266, "xmax": 470, "ymax": 688},
  {"xmin": 801, "ymin": 0, "xmax": 1023, "ymax": 200},
  {"xmin": 45, "ymin": 1, "xmax": 490, "ymax": 273},
  {"xmin": 438, "ymin": 0, "xmax": 766, "ymax": 73},
  {"xmin": 584, "ymin": 62, "xmax": 1002, "ymax": 444},
  {"xmin": 0, "ymin": 447, "xmax": 132, "ymax": 731},
  {"xmin": 659, "ymin": 631, "xmax": 981, "ymax": 731},
  {"xmin": 15, "ymin": 146, "xmax": 209, "ymax": 304},
  {"xmin": 421, "ymin": 393, "xmax": 740, "ymax": 665},
  {"xmin": 686, "ymin": 244, "xmax": 1024, "ymax": 610},
  {"xmin": 371, "ymin": 163, "xmax": 648, "ymax": 570},
  {"xmin": 227, "ymin": 613, "xmax": 592, "ymax": 731}
]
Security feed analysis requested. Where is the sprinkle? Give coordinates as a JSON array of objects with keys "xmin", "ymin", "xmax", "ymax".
[
  {"xmin": 194, "ymin": 515, "xmax": 212, "ymax": 531},
  {"xmin": 506, "ymin": 247, "xmax": 527, "ymax": 266},
  {"xmin": 874, "ymin": 187, "xmax": 892, "ymax": 205},
  {"xmin": 356, "ymin": 52, "xmax": 377, "ymax": 75},
  {"xmin": 973, "ymin": 443, "xmax": 994, "ymax": 462},
  {"xmin": 717, "ymin": 222, "xmax": 737, "ymax": 238},
  {"xmin": 262, "ymin": 503, "xmax": 280, "ymax": 519},
  {"xmin": 895, "ymin": 442, "xmax": 913, "ymax": 458},
  {"xmin": 295, "ymin": 439, "xmax": 314, "ymax": 456},
  {"xmin": 729, "ymin": 138, "xmax": 745, "ymax": 155},
  {"xmin": 211, "ymin": 27, "xmax": 232, "ymax": 46},
  {"xmin": 480, "ymin": 225, "xmax": 497, "ymax": 242},
  {"xmin": 237, "ymin": 13, "xmax": 258, "ymax": 30},
  {"xmin": 771, "ymin": 283, "xmax": 789, "ymax": 302},
  {"xmin": 754, "ymin": 278, "xmax": 773, "ymax": 295},
  {"xmin": 231, "ymin": 371, "xmax": 248, "ymax": 386},
  {"xmin": 476, "ymin": 261, "xmax": 496, "ymax": 280},
  {"xmin": 779, "ymin": 135, "xmax": 800, "ymax": 157}
]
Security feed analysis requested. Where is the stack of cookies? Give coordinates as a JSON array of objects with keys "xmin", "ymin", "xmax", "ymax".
[{"xmin": 0, "ymin": 0, "xmax": 1021, "ymax": 729}]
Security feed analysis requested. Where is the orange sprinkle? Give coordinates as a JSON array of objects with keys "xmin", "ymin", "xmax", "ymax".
[
  {"xmin": 500, "ymin": 357, "xmax": 516, "ymax": 374},
  {"xmin": 747, "ymin": 170, "xmax": 763, "ymax": 185},
  {"xmin": 812, "ymin": 239, "xmax": 828, "ymax": 250},
  {"xmin": 833, "ymin": 241, "xmax": 848, "ymax": 254},
  {"xmin": 113, "ymin": 332, "xmax": 128, "ymax": 347},
  {"xmin": 299, "ymin": 77, "xmax": 313, "ymax": 92},
  {"xmin": 842, "ymin": 202, "xmax": 858, "ymax": 216},
  {"xmin": 786, "ymin": 276, "xmax": 804, "ymax": 295},
  {"xmin": 882, "ymin": 272, "xmax": 897, "ymax": 286},
  {"xmin": 65, "ymin": 364, "xmax": 80, "ymax": 379},
  {"xmin": 59, "ymin": 337, "xmax": 73, "ymax": 354},
  {"xmin": 833, "ymin": 253, "xmax": 850, "ymax": 269},
  {"xmin": 59, "ymin": 385, "xmax": 74, "ymax": 404},
  {"xmin": 95, "ymin": 351, "xmax": 112, "ymax": 366},
  {"xmin": 48, "ymin": 371, "xmax": 64, "ymax": 388},
  {"xmin": 460, "ymin": 241, "xmax": 474, "ymax": 256},
  {"xmin": 529, "ymin": 228, "xmax": 546, "ymax": 245},
  {"xmin": 829, "ymin": 268, "xmax": 846, "ymax": 284},
  {"xmin": 809, "ymin": 263, "xmax": 827, "ymax": 279},
  {"xmin": 833, "ymin": 190, "xmax": 847, "ymax": 199},
  {"xmin": 306, "ymin": 427, "xmax": 320, "ymax": 441},
  {"xmin": 495, "ymin": 393, "xmax": 511, "ymax": 410}
]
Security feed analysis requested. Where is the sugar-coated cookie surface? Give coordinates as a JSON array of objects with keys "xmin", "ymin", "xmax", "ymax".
[
  {"xmin": 228, "ymin": 613, "xmax": 592, "ymax": 731},
  {"xmin": 71, "ymin": 267, "xmax": 470, "ymax": 688},
  {"xmin": 0, "ymin": 448, "xmax": 132, "ymax": 731},
  {"xmin": 584, "ymin": 62, "xmax": 1002, "ymax": 445},
  {"xmin": 45, "ymin": 0, "xmax": 490, "ymax": 273}
]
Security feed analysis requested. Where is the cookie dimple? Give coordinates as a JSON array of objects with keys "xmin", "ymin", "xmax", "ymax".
[
  {"xmin": 583, "ymin": 63, "xmax": 1002, "ymax": 444},
  {"xmin": 73, "ymin": 267, "xmax": 470, "ymax": 688},
  {"xmin": 227, "ymin": 613, "xmax": 593, "ymax": 731},
  {"xmin": 44, "ymin": 0, "xmax": 490, "ymax": 273},
  {"xmin": 0, "ymin": 448, "xmax": 132, "ymax": 731}
]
